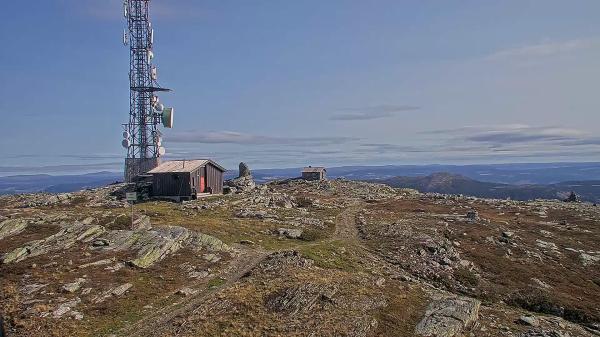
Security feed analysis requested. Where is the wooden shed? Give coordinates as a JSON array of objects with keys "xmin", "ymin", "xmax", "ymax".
[
  {"xmin": 147, "ymin": 159, "xmax": 226, "ymax": 201},
  {"xmin": 301, "ymin": 166, "xmax": 327, "ymax": 181}
]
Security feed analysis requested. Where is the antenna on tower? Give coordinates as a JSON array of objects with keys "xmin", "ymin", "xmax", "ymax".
[{"xmin": 121, "ymin": 0, "xmax": 174, "ymax": 182}]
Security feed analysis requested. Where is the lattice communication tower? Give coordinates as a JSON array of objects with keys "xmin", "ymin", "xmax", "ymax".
[{"xmin": 121, "ymin": 0, "xmax": 174, "ymax": 182}]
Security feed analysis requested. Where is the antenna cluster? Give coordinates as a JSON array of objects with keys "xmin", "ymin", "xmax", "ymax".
[{"xmin": 121, "ymin": 0, "xmax": 174, "ymax": 182}]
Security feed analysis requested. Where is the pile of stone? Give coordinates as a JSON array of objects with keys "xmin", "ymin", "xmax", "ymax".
[{"xmin": 224, "ymin": 162, "xmax": 256, "ymax": 193}]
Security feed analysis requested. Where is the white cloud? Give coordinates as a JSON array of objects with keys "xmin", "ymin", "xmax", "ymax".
[
  {"xmin": 487, "ymin": 38, "xmax": 597, "ymax": 61},
  {"xmin": 330, "ymin": 105, "xmax": 420, "ymax": 121}
]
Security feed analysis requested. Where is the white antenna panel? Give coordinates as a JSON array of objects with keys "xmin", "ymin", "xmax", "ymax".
[
  {"xmin": 153, "ymin": 102, "xmax": 164, "ymax": 112},
  {"xmin": 123, "ymin": 30, "xmax": 128, "ymax": 46},
  {"xmin": 150, "ymin": 29, "xmax": 154, "ymax": 44},
  {"xmin": 147, "ymin": 50, "xmax": 154, "ymax": 62},
  {"xmin": 123, "ymin": 1, "xmax": 128, "ymax": 18},
  {"xmin": 151, "ymin": 67, "xmax": 158, "ymax": 80}
]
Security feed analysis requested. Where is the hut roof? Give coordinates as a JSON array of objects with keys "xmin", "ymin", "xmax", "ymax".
[
  {"xmin": 148, "ymin": 159, "xmax": 226, "ymax": 174},
  {"xmin": 302, "ymin": 166, "xmax": 326, "ymax": 173}
]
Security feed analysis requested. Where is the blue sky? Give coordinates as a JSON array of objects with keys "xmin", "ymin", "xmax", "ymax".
[{"xmin": 1, "ymin": 0, "xmax": 600, "ymax": 175}]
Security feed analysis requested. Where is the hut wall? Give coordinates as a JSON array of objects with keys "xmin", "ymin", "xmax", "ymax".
[
  {"xmin": 302, "ymin": 172, "xmax": 323, "ymax": 181},
  {"xmin": 152, "ymin": 172, "xmax": 191, "ymax": 197},
  {"xmin": 206, "ymin": 163, "xmax": 224, "ymax": 194}
]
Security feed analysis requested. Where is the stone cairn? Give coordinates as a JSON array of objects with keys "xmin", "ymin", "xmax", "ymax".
[{"xmin": 224, "ymin": 162, "xmax": 256, "ymax": 193}]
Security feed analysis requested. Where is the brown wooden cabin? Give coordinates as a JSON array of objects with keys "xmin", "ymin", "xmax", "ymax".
[
  {"xmin": 147, "ymin": 159, "xmax": 226, "ymax": 201},
  {"xmin": 301, "ymin": 166, "xmax": 327, "ymax": 181}
]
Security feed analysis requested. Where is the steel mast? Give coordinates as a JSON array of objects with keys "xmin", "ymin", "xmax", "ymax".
[{"xmin": 122, "ymin": 0, "xmax": 173, "ymax": 182}]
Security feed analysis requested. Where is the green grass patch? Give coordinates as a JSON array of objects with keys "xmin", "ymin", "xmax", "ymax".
[
  {"xmin": 298, "ymin": 240, "xmax": 361, "ymax": 272},
  {"xmin": 207, "ymin": 277, "xmax": 226, "ymax": 289}
]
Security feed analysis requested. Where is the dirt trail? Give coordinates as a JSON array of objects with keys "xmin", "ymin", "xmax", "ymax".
[
  {"xmin": 333, "ymin": 205, "xmax": 361, "ymax": 241},
  {"xmin": 118, "ymin": 246, "xmax": 269, "ymax": 337}
]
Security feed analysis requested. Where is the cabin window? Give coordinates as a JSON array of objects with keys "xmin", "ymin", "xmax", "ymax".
[{"xmin": 192, "ymin": 176, "xmax": 195, "ymax": 186}]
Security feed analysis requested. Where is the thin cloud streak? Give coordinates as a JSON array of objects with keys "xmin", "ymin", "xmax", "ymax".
[
  {"xmin": 486, "ymin": 38, "xmax": 597, "ymax": 61},
  {"xmin": 165, "ymin": 130, "xmax": 359, "ymax": 146},
  {"xmin": 330, "ymin": 104, "xmax": 420, "ymax": 121}
]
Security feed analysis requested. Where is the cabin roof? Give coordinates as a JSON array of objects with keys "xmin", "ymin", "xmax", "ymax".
[
  {"xmin": 302, "ymin": 166, "xmax": 326, "ymax": 173},
  {"xmin": 148, "ymin": 159, "xmax": 226, "ymax": 173}
]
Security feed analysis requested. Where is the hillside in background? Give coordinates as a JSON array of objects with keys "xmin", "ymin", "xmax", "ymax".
[
  {"xmin": 4, "ymin": 162, "xmax": 600, "ymax": 201},
  {"xmin": 0, "ymin": 172, "xmax": 122, "ymax": 195},
  {"xmin": 239, "ymin": 162, "xmax": 600, "ymax": 185},
  {"xmin": 375, "ymin": 172, "xmax": 600, "ymax": 203}
]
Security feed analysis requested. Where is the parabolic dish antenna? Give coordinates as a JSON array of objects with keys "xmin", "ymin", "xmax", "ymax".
[
  {"xmin": 158, "ymin": 146, "xmax": 166, "ymax": 156},
  {"xmin": 161, "ymin": 107, "xmax": 174, "ymax": 128},
  {"xmin": 122, "ymin": 139, "xmax": 131, "ymax": 148}
]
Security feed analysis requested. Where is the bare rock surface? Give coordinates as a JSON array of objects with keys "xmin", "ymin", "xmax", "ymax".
[
  {"xmin": 2, "ymin": 222, "xmax": 105, "ymax": 263},
  {"xmin": 0, "ymin": 218, "xmax": 28, "ymax": 240},
  {"xmin": 415, "ymin": 296, "xmax": 481, "ymax": 337}
]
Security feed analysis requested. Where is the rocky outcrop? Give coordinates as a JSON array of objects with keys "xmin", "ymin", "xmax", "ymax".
[
  {"xmin": 265, "ymin": 283, "xmax": 338, "ymax": 315},
  {"xmin": 415, "ymin": 296, "xmax": 481, "ymax": 337},
  {"xmin": 277, "ymin": 228, "xmax": 303, "ymax": 239},
  {"xmin": 0, "ymin": 218, "xmax": 28, "ymax": 240},
  {"xmin": 93, "ymin": 283, "xmax": 133, "ymax": 303},
  {"xmin": 95, "ymin": 225, "xmax": 229, "ymax": 268},
  {"xmin": 1, "ymin": 219, "xmax": 228, "ymax": 269},
  {"xmin": 2, "ymin": 223, "xmax": 105, "ymax": 263}
]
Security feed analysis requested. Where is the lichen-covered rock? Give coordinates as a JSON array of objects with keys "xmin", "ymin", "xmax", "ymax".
[
  {"xmin": 52, "ymin": 298, "xmax": 81, "ymax": 318},
  {"xmin": 94, "ymin": 225, "xmax": 228, "ymax": 268},
  {"xmin": 415, "ymin": 296, "xmax": 481, "ymax": 337},
  {"xmin": 62, "ymin": 278, "xmax": 86, "ymax": 293},
  {"xmin": 2, "ymin": 223, "xmax": 105, "ymax": 264},
  {"xmin": 0, "ymin": 218, "xmax": 28, "ymax": 240},
  {"xmin": 93, "ymin": 283, "xmax": 133, "ymax": 303},
  {"xmin": 277, "ymin": 228, "xmax": 303, "ymax": 239}
]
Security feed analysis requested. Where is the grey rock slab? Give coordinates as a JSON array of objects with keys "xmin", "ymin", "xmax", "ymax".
[
  {"xmin": 62, "ymin": 278, "xmax": 86, "ymax": 293},
  {"xmin": 2, "ymin": 223, "xmax": 106, "ymax": 264},
  {"xmin": 0, "ymin": 219, "xmax": 28, "ymax": 240},
  {"xmin": 277, "ymin": 228, "xmax": 303, "ymax": 239},
  {"xmin": 93, "ymin": 225, "xmax": 228, "ymax": 268},
  {"xmin": 415, "ymin": 296, "xmax": 481, "ymax": 337},
  {"xmin": 78, "ymin": 258, "xmax": 115, "ymax": 269},
  {"xmin": 176, "ymin": 287, "xmax": 198, "ymax": 296},
  {"xmin": 52, "ymin": 298, "xmax": 81, "ymax": 318},
  {"xmin": 580, "ymin": 253, "xmax": 600, "ymax": 267},
  {"xmin": 519, "ymin": 315, "xmax": 540, "ymax": 327},
  {"xmin": 93, "ymin": 283, "xmax": 132, "ymax": 303}
]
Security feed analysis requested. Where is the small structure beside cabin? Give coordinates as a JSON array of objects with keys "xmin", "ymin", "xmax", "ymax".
[
  {"xmin": 147, "ymin": 159, "xmax": 226, "ymax": 201},
  {"xmin": 301, "ymin": 166, "xmax": 327, "ymax": 181}
]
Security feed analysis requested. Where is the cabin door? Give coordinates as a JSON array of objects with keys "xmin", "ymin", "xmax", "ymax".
[{"xmin": 200, "ymin": 176, "xmax": 205, "ymax": 193}]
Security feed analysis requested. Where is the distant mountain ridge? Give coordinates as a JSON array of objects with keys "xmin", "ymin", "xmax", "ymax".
[
  {"xmin": 0, "ymin": 172, "xmax": 122, "ymax": 194},
  {"xmin": 374, "ymin": 172, "xmax": 600, "ymax": 203},
  {"xmin": 3, "ymin": 162, "xmax": 600, "ymax": 199}
]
